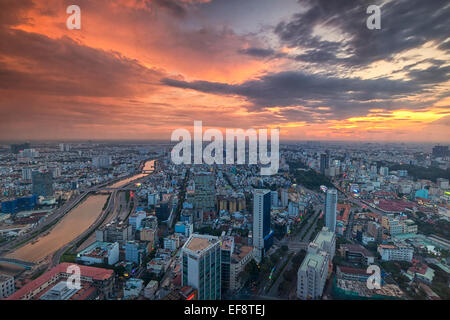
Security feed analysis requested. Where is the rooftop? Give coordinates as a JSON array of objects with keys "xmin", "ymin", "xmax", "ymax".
[{"xmin": 184, "ymin": 234, "xmax": 219, "ymax": 253}]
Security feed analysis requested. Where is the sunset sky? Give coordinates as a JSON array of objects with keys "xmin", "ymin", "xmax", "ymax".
[{"xmin": 0, "ymin": 0, "xmax": 449, "ymax": 142}]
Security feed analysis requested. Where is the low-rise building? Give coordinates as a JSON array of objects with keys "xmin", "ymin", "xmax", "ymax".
[
  {"xmin": 0, "ymin": 274, "xmax": 15, "ymax": 298},
  {"xmin": 378, "ymin": 243, "xmax": 414, "ymax": 262}
]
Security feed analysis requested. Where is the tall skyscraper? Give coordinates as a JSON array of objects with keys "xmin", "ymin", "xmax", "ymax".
[
  {"xmin": 432, "ymin": 145, "xmax": 448, "ymax": 158},
  {"xmin": 320, "ymin": 152, "xmax": 329, "ymax": 175},
  {"xmin": 32, "ymin": 171, "xmax": 54, "ymax": 197},
  {"xmin": 252, "ymin": 189, "xmax": 273, "ymax": 262},
  {"xmin": 193, "ymin": 172, "xmax": 216, "ymax": 213},
  {"xmin": 22, "ymin": 167, "xmax": 32, "ymax": 181},
  {"xmin": 325, "ymin": 188, "xmax": 337, "ymax": 232},
  {"xmin": 181, "ymin": 234, "xmax": 221, "ymax": 300}
]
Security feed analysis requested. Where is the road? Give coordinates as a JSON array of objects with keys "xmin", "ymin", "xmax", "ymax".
[{"xmin": 264, "ymin": 207, "xmax": 323, "ymax": 297}]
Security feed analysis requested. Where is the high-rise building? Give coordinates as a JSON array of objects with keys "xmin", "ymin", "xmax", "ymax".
[
  {"xmin": 192, "ymin": 172, "xmax": 216, "ymax": 213},
  {"xmin": 92, "ymin": 155, "xmax": 112, "ymax": 168},
  {"xmin": 297, "ymin": 227, "xmax": 335, "ymax": 300},
  {"xmin": 181, "ymin": 234, "xmax": 221, "ymax": 300},
  {"xmin": 379, "ymin": 166, "xmax": 389, "ymax": 176},
  {"xmin": 320, "ymin": 152, "xmax": 329, "ymax": 175},
  {"xmin": 325, "ymin": 188, "xmax": 337, "ymax": 232},
  {"xmin": 252, "ymin": 189, "xmax": 273, "ymax": 262},
  {"xmin": 32, "ymin": 171, "xmax": 54, "ymax": 197},
  {"xmin": 22, "ymin": 167, "xmax": 32, "ymax": 181},
  {"xmin": 280, "ymin": 188, "xmax": 289, "ymax": 207},
  {"xmin": 220, "ymin": 236, "xmax": 235, "ymax": 295},
  {"xmin": 432, "ymin": 145, "xmax": 448, "ymax": 158},
  {"xmin": 10, "ymin": 142, "xmax": 30, "ymax": 154},
  {"xmin": 270, "ymin": 191, "xmax": 279, "ymax": 208}
]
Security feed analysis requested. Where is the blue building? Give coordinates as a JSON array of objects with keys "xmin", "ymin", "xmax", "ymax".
[
  {"xmin": 1, "ymin": 195, "xmax": 37, "ymax": 214},
  {"xmin": 124, "ymin": 241, "xmax": 147, "ymax": 265}
]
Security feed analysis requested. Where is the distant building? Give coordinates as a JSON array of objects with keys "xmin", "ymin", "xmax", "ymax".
[
  {"xmin": 92, "ymin": 155, "xmax": 112, "ymax": 168},
  {"xmin": 320, "ymin": 152, "xmax": 329, "ymax": 175},
  {"xmin": 432, "ymin": 145, "xmax": 448, "ymax": 158},
  {"xmin": 10, "ymin": 142, "xmax": 30, "ymax": 154},
  {"xmin": 181, "ymin": 234, "xmax": 221, "ymax": 300},
  {"xmin": 32, "ymin": 171, "xmax": 54, "ymax": 197},
  {"xmin": 22, "ymin": 168, "xmax": 32, "ymax": 181},
  {"xmin": 1, "ymin": 195, "xmax": 37, "ymax": 214},
  {"xmin": 192, "ymin": 173, "xmax": 216, "ymax": 214}
]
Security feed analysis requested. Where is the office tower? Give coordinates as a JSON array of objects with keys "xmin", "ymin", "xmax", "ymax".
[
  {"xmin": 181, "ymin": 234, "xmax": 221, "ymax": 300},
  {"xmin": 432, "ymin": 145, "xmax": 448, "ymax": 158},
  {"xmin": 193, "ymin": 172, "xmax": 216, "ymax": 212},
  {"xmin": 19, "ymin": 148, "xmax": 39, "ymax": 158},
  {"xmin": 59, "ymin": 143, "xmax": 71, "ymax": 152},
  {"xmin": 252, "ymin": 189, "xmax": 273, "ymax": 262},
  {"xmin": 10, "ymin": 142, "xmax": 30, "ymax": 154},
  {"xmin": 270, "ymin": 191, "xmax": 279, "ymax": 208},
  {"xmin": 280, "ymin": 188, "xmax": 289, "ymax": 207},
  {"xmin": 320, "ymin": 152, "xmax": 329, "ymax": 175},
  {"xmin": 32, "ymin": 171, "xmax": 54, "ymax": 197},
  {"xmin": 370, "ymin": 164, "xmax": 377, "ymax": 174},
  {"xmin": 325, "ymin": 188, "xmax": 337, "ymax": 232},
  {"xmin": 22, "ymin": 167, "xmax": 32, "ymax": 181},
  {"xmin": 220, "ymin": 236, "xmax": 234, "ymax": 295},
  {"xmin": 379, "ymin": 166, "xmax": 389, "ymax": 176},
  {"xmin": 92, "ymin": 155, "xmax": 112, "ymax": 168}
]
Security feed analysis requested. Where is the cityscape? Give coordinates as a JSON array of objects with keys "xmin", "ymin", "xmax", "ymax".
[{"xmin": 0, "ymin": 0, "xmax": 449, "ymax": 307}]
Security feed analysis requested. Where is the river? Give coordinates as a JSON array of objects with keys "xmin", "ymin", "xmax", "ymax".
[{"xmin": 1, "ymin": 159, "xmax": 155, "ymax": 269}]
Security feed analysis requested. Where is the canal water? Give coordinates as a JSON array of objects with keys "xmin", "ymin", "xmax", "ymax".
[{"xmin": 2, "ymin": 160, "xmax": 155, "ymax": 267}]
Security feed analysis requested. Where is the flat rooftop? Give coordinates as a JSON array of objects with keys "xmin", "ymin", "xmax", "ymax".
[{"xmin": 184, "ymin": 234, "xmax": 218, "ymax": 253}]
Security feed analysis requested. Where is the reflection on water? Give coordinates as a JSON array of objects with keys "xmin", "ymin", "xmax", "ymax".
[
  {"xmin": 108, "ymin": 160, "xmax": 154, "ymax": 188},
  {"xmin": 5, "ymin": 160, "xmax": 155, "ymax": 264},
  {"xmin": 7, "ymin": 194, "xmax": 108, "ymax": 262}
]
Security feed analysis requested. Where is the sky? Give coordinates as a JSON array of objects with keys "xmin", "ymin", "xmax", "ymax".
[{"xmin": 0, "ymin": 0, "xmax": 449, "ymax": 142}]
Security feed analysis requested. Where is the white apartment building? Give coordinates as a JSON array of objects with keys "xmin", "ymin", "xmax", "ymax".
[
  {"xmin": 378, "ymin": 243, "xmax": 414, "ymax": 262},
  {"xmin": 297, "ymin": 227, "xmax": 335, "ymax": 300}
]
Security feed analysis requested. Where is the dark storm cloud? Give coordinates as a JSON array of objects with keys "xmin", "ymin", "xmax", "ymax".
[
  {"xmin": 238, "ymin": 47, "xmax": 278, "ymax": 58},
  {"xmin": 162, "ymin": 70, "xmax": 428, "ymax": 122},
  {"xmin": 275, "ymin": 0, "xmax": 450, "ymax": 66}
]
